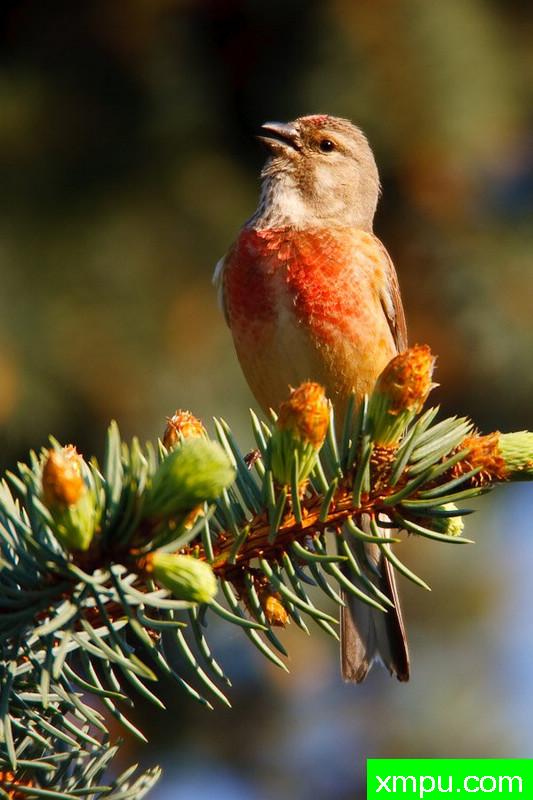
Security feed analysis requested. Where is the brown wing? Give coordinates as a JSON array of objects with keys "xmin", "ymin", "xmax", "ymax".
[
  {"xmin": 212, "ymin": 244, "xmax": 234, "ymax": 325},
  {"xmin": 372, "ymin": 234, "xmax": 408, "ymax": 353},
  {"xmin": 339, "ymin": 236, "xmax": 410, "ymax": 682}
]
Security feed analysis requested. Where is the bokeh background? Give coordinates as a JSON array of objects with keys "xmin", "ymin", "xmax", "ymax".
[{"xmin": 2, "ymin": 1, "xmax": 533, "ymax": 797}]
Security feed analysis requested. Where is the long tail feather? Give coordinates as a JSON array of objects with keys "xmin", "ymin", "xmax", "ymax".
[{"xmin": 340, "ymin": 522, "xmax": 409, "ymax": 682}]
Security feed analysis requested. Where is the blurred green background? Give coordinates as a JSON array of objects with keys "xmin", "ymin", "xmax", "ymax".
[{"xmin": 2, "ymin": 1, "xmax": 533, "ymax": 797}]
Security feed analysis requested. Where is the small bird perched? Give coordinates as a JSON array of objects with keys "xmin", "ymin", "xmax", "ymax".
[{"xmin": 214, "ymin": 114, "xmax": 409, "ymax": 682}]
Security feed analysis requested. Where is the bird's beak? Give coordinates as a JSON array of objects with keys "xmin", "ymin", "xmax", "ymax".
[{"xmin": 257, "ymin": 121, "xmax": 300, "ymax": 154}]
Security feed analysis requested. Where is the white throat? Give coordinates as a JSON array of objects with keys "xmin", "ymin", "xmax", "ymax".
[
  {"xmin": 248, "ymin": 168, "xmax": 376, "ymax": 231},
  {"xmin": 250, "ymin": 173, "xmax": 314, "ymax": 229}
]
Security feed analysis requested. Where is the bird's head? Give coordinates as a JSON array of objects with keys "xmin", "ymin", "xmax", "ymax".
[{"xmin": 254, "ymin": 114, "xmax": 380, "ymax": 230}]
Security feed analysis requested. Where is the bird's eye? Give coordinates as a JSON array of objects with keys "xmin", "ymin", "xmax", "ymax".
[{"xmin": 319, "ymin": 138, "xmax": 335, "ymax": 152}]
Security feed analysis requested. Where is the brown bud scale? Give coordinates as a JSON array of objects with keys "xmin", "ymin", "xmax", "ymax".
[
  {"xmin": 42, "ymin": 445, "xmax": 85, "ymax": 508},
  {"xmin": 451, "ymin": 432, "xmax": 507, "ymax": 486}
]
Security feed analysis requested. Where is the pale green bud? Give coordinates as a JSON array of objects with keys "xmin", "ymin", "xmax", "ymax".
[
  {"xmin": 498, "ymin": 431, "xmax": 533, "ymax": 480},
  {"xmin": 151, "ymin": 553, "xmax": 217, "ymax": 604},
  {"xmin": 430, "ymin": 503, "xmax": 464, "ymax": 538},
  {"xmin": 50, "ymin": 491, "xmax": 99, "ymax": 552},
  {"xmin": 145, "ymin": 438, "xmax": 235, "ymax": 519}
]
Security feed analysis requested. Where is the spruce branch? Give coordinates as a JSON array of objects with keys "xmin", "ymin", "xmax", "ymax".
[{"xmin": 1, "ymin": 345, "xmax": 532, "ymax": 795}]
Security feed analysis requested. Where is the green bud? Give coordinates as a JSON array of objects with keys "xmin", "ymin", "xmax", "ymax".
[
  {"xmin": 145, "ymin": 438, "xmax": 235, "ymax": 519},
  {"xmin": 41, "ymin": 446, "xmax": 98, "ymax": 552},
  {"xmin": 269, "ymin": 429, "xmax": 320, "ymax": 487},
  {"xmin": 429, "ymin": 503, "xmax": 464, "ymax": 538},
  {"xmin": 498, "ymin": 431, "xmax": 533, "ymax": 480},
  {"xmin": 151, "ymin": 553, "xmax": 217, "ymax": 604},
  {"xmin": 49, "ymin": 490, "xmax": 99, "ymax": 552},
  {"xmin": 368, "ymin": 346, "xmax": 436, "ymax": 445},
  {"xmin": 269, "ymin": 382, "xmax": 329, "ymax": 486}
]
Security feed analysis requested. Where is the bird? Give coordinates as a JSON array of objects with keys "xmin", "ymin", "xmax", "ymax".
[{"xmin": 214, "ymin": 114, "xmax": 410, "ymax": 682}]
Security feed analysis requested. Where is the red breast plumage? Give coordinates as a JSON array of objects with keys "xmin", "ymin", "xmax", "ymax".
[{"xmin": 221, "ymin": 226, "xmax": 399, "ymax": 423}]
